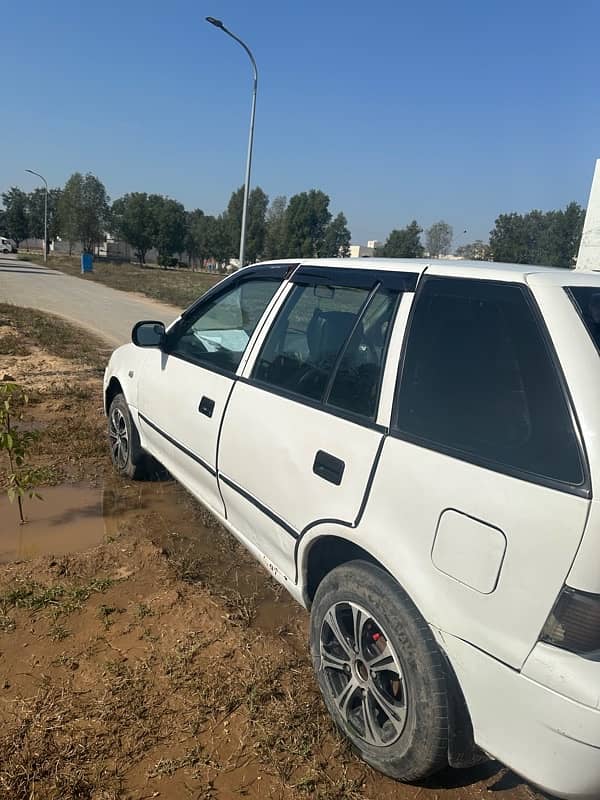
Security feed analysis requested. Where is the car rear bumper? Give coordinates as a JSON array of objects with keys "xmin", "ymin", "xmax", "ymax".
[{"xmin": 439, "ymin": 631, "xmax": 600, "ymax": 799}]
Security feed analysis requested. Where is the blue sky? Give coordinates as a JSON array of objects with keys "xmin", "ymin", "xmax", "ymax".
[{"xmin": 1, "ymin": 0, "xmax": 599, "ymax": 245}]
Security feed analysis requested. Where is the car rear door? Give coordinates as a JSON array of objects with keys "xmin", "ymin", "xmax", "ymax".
[
  {"xmin": 136, "ymin": 266, "xmax": 289, "ymax": 517},
  {"xmin": 217, "ymin": 266, "xmax": 418, "ymax": 580},
  {"xmin": 360, "ymin": 273, "xmax": 590, "ymax": 668}
]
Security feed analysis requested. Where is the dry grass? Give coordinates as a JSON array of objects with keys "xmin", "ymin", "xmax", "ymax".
[
  {"xmin": 21, "ymin": 253, "xmax": 221, "ymax": 309},
  {"xmin": 0, "ymin": 303, "xmax": 109, "ymax": 372}
]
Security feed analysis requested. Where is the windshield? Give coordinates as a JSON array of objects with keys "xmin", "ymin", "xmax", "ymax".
[{"xmin": 567, "ymin": 286, "xmax": 600, "ymax": 353}]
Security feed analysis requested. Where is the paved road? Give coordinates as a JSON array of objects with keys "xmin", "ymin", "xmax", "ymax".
[{"xmin": 0, "ymin": 255, "xmax": 180, "ymax": 346}]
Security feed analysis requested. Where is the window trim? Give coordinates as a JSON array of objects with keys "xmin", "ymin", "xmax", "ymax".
[
  {"xmin": 246, "ymin": 271, "xmax": 404, "ymax": 426},
  {"xmin": 164, "ymin": 266, "xmax": 292, "ymax": 377},
  {"xmin": 390, "ymin": 275, "xmax": 591, "ymax": 499}
]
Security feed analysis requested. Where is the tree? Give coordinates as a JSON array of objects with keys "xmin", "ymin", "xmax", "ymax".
[
  {"xmin": 321, "ymin": 212, "xmax": 351, "ymax": 257},
  {"xmin": 27, "ymin": 187, "xmax": 62, "ymax": 246},
  {"xmin": 224, "ymin": 185, "xmax": 269, "ymax": 264},
  {"xmin": 377, "ymin": 221, "xmax": 425, "ymax": 258},
  {"xmin": 58, "ymin": 172, "xmax": 110, "ymax": 254},
  {"xmin": 1, "ymin": 188, "xmax": 29, "ymax": 247},
  {"xmin": 283, "ymin": 190, "xmax": 332, "ymax": 257},
  {"xmin": 489, "ymin": 203, "xmax": 585, "ymax": 267},
  {"xmin": 111, "ymin": 192, "xmax": 158, "ymax": 265},
  {"xmin": 153, "ymin": 196, "xmax": 187, "ymax": 266},
  {"xmin": 263, "ymin": 196, "xmax": 287, "ymax": 259},
  {"xmin": 426, "ymin": 220, "xmax": 453, "ymax": 257},
  {"xmin": 455, "ymin": 240, "xmax": 490, "ymax": 260}
]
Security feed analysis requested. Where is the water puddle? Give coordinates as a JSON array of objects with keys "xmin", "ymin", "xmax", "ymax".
[
  {"xmin": 0, "ymin": 484, "xmax": 104, "ymax": 563},
  {"xmin": 0, "ymin": 475, "xmax": 303, "ymax": 634}
]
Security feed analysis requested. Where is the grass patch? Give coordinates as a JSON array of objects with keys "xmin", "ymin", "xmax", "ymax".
[
  {"xmin": 0, "ymin": 578, "xmax": 113, "ymax": 618},
  {"xmin": 0, "ymin": 332, "xmax": 31, "ymax": 356},
  {"xmin": 21, "ymin": 253, "xmax": 221, "ymax": 309},
  {"xmin": 0, "ymin": 304, "xmax": 109, "ymax": 371}
]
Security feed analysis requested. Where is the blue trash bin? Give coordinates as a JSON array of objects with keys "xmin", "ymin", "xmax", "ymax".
[{"xmin": 81, "ymin": 253, "xmax": 93, "ymax": 273}]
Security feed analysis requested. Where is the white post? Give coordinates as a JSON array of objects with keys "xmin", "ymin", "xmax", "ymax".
[{"xmin": 576, "ymin": 159, "xmax": 600, "ymax": 271}]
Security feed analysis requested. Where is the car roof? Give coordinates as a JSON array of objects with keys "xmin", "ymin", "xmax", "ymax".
[{"xmin": 254, "ymin": 258, "xmax": 600, "ymax": 288}]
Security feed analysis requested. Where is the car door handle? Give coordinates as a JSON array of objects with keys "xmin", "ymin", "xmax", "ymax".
[
  {"xmin": 313, "ymin": 450, "xmax": 345, "ymax": 486},
  {"xmin": 198, "ymin": 396, "xmax": 215, "ymax": 418}
]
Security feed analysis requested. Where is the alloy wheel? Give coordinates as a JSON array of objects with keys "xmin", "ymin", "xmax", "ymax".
[
  {"xmin": 320, "ymin": 600, "xmax": 407, "ymax": 747},
  {"xmin": 109, "ymin": 408, "xmax": 129, "ymax": 469}
]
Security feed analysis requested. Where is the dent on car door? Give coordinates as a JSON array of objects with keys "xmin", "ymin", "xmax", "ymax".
[
  {"xmin": 136, "ymin": 268, "xmax": 288, "ymax": 516},
  {"xmin": 217, "ymin": 268, "xmax": 417, "ymax": 581}
]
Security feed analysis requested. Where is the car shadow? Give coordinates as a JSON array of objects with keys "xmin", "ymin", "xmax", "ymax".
[{"xmin": 417, "ymin": 760, "xmax": 554, "ymax": 798}]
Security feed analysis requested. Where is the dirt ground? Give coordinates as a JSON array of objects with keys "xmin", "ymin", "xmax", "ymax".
[{"xmin": 0, "ymin": 309, "xmax": 546, "ymax": 800}]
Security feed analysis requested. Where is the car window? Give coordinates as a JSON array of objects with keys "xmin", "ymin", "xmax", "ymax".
[
  {"xmin": 167, "ymin": 278, "xmax": 280, "ymax": 373},
  {"xmin": 252, "ymin": 283, "xmax": 370, "ymax": 402},
  {"xmin": 567, "ymin": 286, "xmax": 600, "ymax": 355},
  {"xmin": 325, "ymin": 287, "xmax": 398, "ymax": 418},
  {"xmin": 395, "ymin": 276, "xmax": 583, "ymax": 487}
]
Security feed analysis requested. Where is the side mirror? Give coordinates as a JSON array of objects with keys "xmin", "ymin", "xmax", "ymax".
[{"xmin": 132, "ymin": 320, "xmax": 166, "ymax": 348}]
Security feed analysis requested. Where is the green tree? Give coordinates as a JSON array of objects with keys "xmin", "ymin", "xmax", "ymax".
[
  {"xmin": 283, "ymin": 189, "xmax": 332, "ymax": 257},
  {"xmin": 263, "ymin": 196, "xmax": 288, "ymax": 259},
  {"xmin": 111, "ymin": 192, "xmax": 157, "ymax": 265},
  {"xmin": 426, "ymin": 220, "xmax": 453, "ymax": 257},
  {"xmin": 153, "ymin": 196, "xmax": 187, "ymax": 266},
  {"xmin": 58, "ymin": 173, "xmax": 110, "ymax": 254},
  {"xmin": 1, "ymin": 188, "xmax": 29, "ymax": 247},
  {"xmin": 27, "ymin": 187, "xmax": 62, "ymax": 246},
  {"xmin": 225, "ymin": 185, "xmax": 269, "ymax": 264},
  {"xmin": 378, "ymin": 221, "xmax": 425, "ymax": 258},
  {"xmin": 455, "ymin": 240, "xmax": 490, "ymax": 260},
  {"xmin": 489, "ymin": 203, "xmax": 585, "ymax": 267},
  {"xmin": 321, "ymin": 212, "xmax": 352, "ymax": 257}
]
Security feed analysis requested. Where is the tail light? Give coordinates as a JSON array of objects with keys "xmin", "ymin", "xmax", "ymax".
[{"xmin": 541, "ymin": 587, "xmax": 600, "ymax": 655}]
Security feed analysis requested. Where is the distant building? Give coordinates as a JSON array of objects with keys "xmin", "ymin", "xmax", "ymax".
[{"xmin": 348, "ymin": 240, "xmax": 382, "ymax": 258}]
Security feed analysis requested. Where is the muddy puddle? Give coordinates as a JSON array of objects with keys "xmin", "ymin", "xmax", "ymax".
[
  {"xmin": 1, "ymin": 475, "xmax": 301, "ymax": 634},
  {"xmin": 0, "ymin": 484, "xmax": 104, "ymax": 562}
]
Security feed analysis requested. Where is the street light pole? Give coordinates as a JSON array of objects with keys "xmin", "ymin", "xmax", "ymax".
[
  {"xmin": 25, "ymin": 169, "xmax": 48, "ymax": 264},
  {"xmin": 206, "ymin": 17, "xmax": 257, "ymax": 268}
]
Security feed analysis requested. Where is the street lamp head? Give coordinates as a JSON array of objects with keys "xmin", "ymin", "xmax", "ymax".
[
  {"xmin": 25, "ymin": 169, "xmax": 35, "ymax": 175},
  {"xmin": 206, "ymin": 16, "xmax": 224, "ymax": 28}
]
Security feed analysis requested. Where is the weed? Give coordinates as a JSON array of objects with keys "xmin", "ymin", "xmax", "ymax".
[
  {"xmin": 48, "ymin": 624, "xmax": 71, "ymax": 641},
  {"xmin": 136, "ymin": 602, "xmax": 153, "ymax": 619}
]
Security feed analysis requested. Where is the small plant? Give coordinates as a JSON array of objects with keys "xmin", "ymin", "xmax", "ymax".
[{"xmin": 0, "ymin": 381, "xmax": 44, "ymax": 523}]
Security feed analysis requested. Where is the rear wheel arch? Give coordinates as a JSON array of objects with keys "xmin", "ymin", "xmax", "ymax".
[
  {"xmin": 302, "ymin": 534, "xmax": 483, "ymax": 769},
  {"xmin": 301, "ymin": 533, "xmax": 392, "ymax": 609}
]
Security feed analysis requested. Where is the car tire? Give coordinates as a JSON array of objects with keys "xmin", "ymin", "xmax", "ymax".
[
  {"xmin": 309, "ymin": 559, "xmax": 449, "ymax": 782},
  {"xmin": 108, "ymin": 393, "xmax": 153, "ymax": 480}
]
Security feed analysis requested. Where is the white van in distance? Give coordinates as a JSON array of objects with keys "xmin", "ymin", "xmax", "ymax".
[
  {"xmin": 0, "ymin": 237, "xmax": 17, "ymax": 254},
  {"xmin": 104, "ymin": 258, "xmax": 600, "ymax": 799}
]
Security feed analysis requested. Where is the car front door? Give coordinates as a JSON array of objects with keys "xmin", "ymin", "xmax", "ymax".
[
  {"xmin": 136, "ymin": 266, "xmax": 288, "ymax": 517},
  {"xmin": 217, "ymin": 266, "xmax": 418, "ymax": 580}
]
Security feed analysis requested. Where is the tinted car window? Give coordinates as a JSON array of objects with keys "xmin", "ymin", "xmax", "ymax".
[
  {"xmin": 396, "ymin": 277, "xmax": 583, "ymax": 486},
  {"xmin": 567, "ymin": 286, "xmax": 600, "ymax": 354},
  {"xmin": 168, "ymin": 278, "xmax": 280, "ymax": 373},
  {"xmin": 253, "ymin": 284, "xmax": 369, "ymax": 402},
  {"xmin": 326, "ymin": 288, "xmax": 398, "ymax": 418}
]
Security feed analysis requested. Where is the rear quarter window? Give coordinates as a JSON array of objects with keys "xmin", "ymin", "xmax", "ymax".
[
  {"xmin": 395, "ymin": 276, "xmax": 585, "ymax": 490},
  {"xmin": 567, "ymin": 286, "xmax": 600, "ymax": 355}
]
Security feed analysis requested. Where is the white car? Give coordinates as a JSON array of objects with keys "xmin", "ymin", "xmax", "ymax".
[
  {"xmin": 104, "ymin": 258, "xmax": 600, "ymax": 799},
  {"xmin": 0, "ymin": 237, "xmax": 16, "ymax": 254}
]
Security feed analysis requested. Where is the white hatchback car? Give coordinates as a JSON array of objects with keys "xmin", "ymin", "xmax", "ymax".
[{"xmin": 104, "ymin": 259, "xmax": 600, "ymax": 799}]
